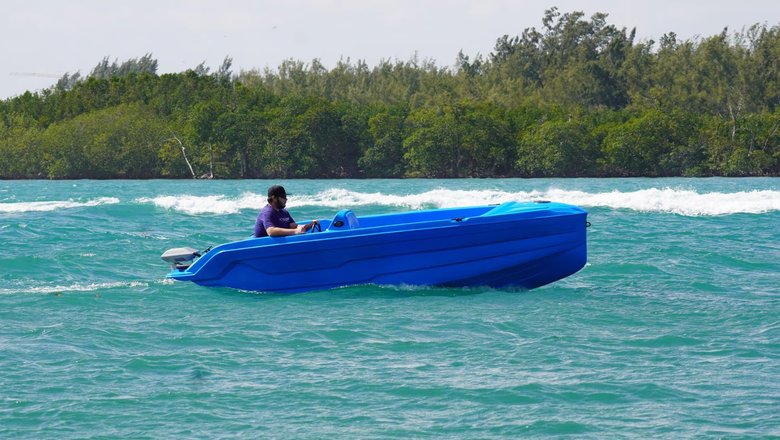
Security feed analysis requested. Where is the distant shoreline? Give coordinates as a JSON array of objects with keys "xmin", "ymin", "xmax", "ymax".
[
  {"xmin": 3, "ymin": 175, "xmax": 779, "ymax": 181},
  {"xmin": 3, "ymin": 10, "xmax": 778, "ymax": 179}
]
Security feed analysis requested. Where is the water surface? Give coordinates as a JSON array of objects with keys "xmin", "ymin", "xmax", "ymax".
[{"xmin": 1, "ymin": 178, "xmax": 779, "ymax": 438}]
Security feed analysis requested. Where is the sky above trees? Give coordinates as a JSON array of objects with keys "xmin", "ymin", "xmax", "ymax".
[{"xmin": 2, "ymin": 0, "xmax": 779, "ymax": 99}]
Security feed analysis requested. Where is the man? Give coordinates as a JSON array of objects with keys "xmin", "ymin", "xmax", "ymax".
[{"xmin": 253, "ymin": 185, "xmax": 319, "ymax": 237}]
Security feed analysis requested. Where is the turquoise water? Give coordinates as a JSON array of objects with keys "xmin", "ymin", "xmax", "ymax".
[{"xmin": 1, "ymin": 178, "xmax": 779, "ymax": 438}]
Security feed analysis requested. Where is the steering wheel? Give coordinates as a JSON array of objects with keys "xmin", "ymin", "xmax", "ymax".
[{"xmin": 308, "ymin": 221, "xmax": 322, "ymax": 233}]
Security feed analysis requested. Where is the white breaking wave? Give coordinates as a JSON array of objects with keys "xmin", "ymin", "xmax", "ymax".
[
  {"xmin": 139, "ymin": 188, "xmax": 780, "ymax": 216},
  {"xmin": 137, "ymin": 193, "xmax": 265, "ymax": 215},
  {"xmin": 293, "ymin": 188, "xmax": 513, "ymax": 209},
  {"xmin": 0, "ymin": 197, "xmax": 120, "ymax": 213},
  {"xmin": 545, "ymin": 188, "xmax": 780, "ymax": 216},
  {"xmin": 0, "ymin": 281, "xmax": 148, "ymax": 295}
]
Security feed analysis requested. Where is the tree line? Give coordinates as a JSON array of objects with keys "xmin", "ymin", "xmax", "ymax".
[{"xmin": 1, "ymin": 8, "xmax": 779, "ymax": 179}]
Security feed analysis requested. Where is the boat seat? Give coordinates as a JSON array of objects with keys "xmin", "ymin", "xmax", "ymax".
[
  {"xmin": 482, "ymin": 202, "xmax": 520, "ymax": 216},
  {"xmin": 328, "ymin": 209, "xmax": 360, "ymax": 230}
]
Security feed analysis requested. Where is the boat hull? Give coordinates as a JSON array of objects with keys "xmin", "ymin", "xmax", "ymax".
[{"xmin": 166, "ymin": 202, "xmax": 588, "ymax": 293}]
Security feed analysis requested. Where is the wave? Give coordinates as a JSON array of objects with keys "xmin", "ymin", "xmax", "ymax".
[
  {"xmin": 137, "ymin": 193, "xmax": 264, "ymax": 215},
  {"xmin": 0, "ymin": 281, "xmax": 148, "ymax": 295},
  {"xmin": 545, "ymin": 188, "xmax": 780, "ymax": 216},
  {"xmin": 0, "ymin": 197, "xmax": 120, "ymax": 213},
  {"xmin": 138, "ymin": 188, "xmax": 780, "ymax": 216}
]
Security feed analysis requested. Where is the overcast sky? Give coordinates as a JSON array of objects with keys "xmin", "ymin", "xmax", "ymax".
[{"xmin": 1, "ymin": 0, "xmax": 777, "ymax": 99}]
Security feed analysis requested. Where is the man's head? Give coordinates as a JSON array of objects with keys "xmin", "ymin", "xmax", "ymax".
[{"xmin": 267, "ymin": 185, "xmax": 288, "ymax": 209}]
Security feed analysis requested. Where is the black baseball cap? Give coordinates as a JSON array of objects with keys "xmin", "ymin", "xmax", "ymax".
[{"xmin": 267, "ymin": 185, "xmax": 289, "ymax": 198}]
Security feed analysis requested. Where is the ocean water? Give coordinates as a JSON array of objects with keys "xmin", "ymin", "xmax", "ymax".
[{"xmin": 1, "ymin": 178, "xmax": 779, "ymax": 438}]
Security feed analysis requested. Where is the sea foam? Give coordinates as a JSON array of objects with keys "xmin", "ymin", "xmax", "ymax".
[
  {"xmin": 548, "ymin": 188, "xmax": 780, "ymax": 216},
  {"xmin": 138, "ymin": 188, "xmax": 780, "ymax": 217},
  {"xmin": 137, "ymin": 193, "xmax": 264, "ymax": 215},
  {"xmin": 0, "ymin": 281, "xmax": 148, "ymax": 295},
  {"xmin": 0, "ymin": 197, "xmax": 120, "ymax": 213}
]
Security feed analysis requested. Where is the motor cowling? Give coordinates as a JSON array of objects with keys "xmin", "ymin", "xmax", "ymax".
[{"xmin": 161, "ymin": 247, "xmax": 200, "ymax": 268}]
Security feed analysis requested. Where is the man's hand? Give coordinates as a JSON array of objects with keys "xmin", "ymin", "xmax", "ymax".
[{"xmin": 300, "ymin": 220, "xmax": 320, "ymax": 233}]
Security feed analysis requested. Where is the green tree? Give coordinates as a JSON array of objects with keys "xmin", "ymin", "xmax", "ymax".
[
  {"xmin": 517, "ymin": 119, "xmax": 597, "ymax": 176},
  {"xmin": 701, "ymin": 110, "xmax": 780, "ymax": 175},
  {"xmin": 458, "ymin": 101, "xmax": 515, "ymax": 176},
  {"xmin": 403, "ymin": 107, "xmax": 462, "ymax": 177},
  {"xmin": 0, "ymin": 114, "xmax": 44, "ymax": 178},
  {"xmin": 38, "ymin": 103, "xmax": 167, "ymax": 178},
  {"xmin": 601, "ymin": 110, "xmax": 697, "ymax": 176},
  {"xmin": 359, "ymin": 109, "xmax": 407, "ymax": 177}
]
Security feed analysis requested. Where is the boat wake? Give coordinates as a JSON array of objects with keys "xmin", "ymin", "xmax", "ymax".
[{"xmin": 138, "ymin": 188, "xmax": 780, "ymax": 216}]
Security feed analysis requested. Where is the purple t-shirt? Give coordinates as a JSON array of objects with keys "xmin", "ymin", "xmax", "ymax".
[{"xmin": 253, "ymin": 204, "xmax": 295, "ymax": 237}]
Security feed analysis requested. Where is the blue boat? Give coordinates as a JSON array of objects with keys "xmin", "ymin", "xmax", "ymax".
[{"xmin": 162, "ymin": 201, "xmax": 588, "ymax": 293}]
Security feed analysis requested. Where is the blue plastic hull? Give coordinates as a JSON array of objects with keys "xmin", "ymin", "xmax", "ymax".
[{"xmin": 167, "ymin": 201, "xmax": 588, "ymax": 293}]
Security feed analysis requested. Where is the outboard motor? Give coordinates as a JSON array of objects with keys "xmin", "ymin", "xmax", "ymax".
[{"xmin": 161, "ymin": 247, "xmax": 201, "ymax": 270}]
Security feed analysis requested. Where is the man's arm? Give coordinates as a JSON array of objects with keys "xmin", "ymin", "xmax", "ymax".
[
  {"xmin": 267, "ymin": 220, "xmax": 319, "ymax": 236},
  {"xmin": 266, "ymin": 225, "xmax": 304, "ymax": 236}
]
